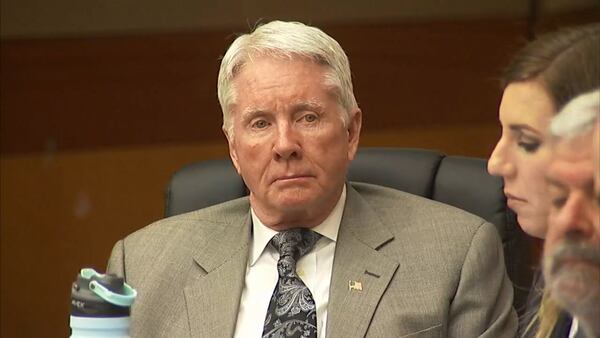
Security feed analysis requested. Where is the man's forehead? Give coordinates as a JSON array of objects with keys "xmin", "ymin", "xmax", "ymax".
[
  {"xmin": 548, "ymin": 141, "xmax": 594, "ymax": 188},
  {"xmin": 553, "ymin": 131, "xmax": 594, "ymax": 159}
]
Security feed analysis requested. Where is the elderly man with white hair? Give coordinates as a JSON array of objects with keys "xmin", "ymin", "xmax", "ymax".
[
  {"xmin": 106, "ymin": 20, "xmax": 517, "ymax": 337},
  {"xmin": 543, "ymin": 89, "xmax": 600, "ymax": 338}
]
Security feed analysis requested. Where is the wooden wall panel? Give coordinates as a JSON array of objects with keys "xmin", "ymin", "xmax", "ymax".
[
  {"xmin": 3, "ymin": 13, "xmax": 596, "ymax": 336},
  {"xmin": 1, "ymin": 20, "xmax": 527, "ymax": 154},
  {"xmin": 0, "ymin": 124, "xmax": 499, "ymax": 338},
  {"xmin": 0, "ymin": 142, "xmax": 228, "ymax": 338},
  {"xmin": 0, "ymin": 33, "xmax": 229, "ymax": 154},
  {"xmin": 1, "ymin": 19, "xmax": 520, "ymax": 337}
]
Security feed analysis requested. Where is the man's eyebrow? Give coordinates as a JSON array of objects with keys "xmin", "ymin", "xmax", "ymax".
[
  {"xmin": 239, "ymin": 102, "xmax": 324, "ymax": 119},
  {"xmin": 546, "ymin": 174, "xmax": 595, "ymax": 196},
  {"xmin": 545, "ymin": 175, "xmax": 567, "ymax": 190},
  {"xmin": 240, "ymin": 108, "xmax": 269, "ymax": 120},
  {"xmin": 291, "ymin": 101, "xmax": 324, "ymax": 113},
  {"xmin": 509, "ymin": 124, "xmax": 542, "ymax": 136}
]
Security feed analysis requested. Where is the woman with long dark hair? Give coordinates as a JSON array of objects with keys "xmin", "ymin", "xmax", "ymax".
[{"xmin": 487, "ymin": 23, "xmax": 600, "ymax": 337}]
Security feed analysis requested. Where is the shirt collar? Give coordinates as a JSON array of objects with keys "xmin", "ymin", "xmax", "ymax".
[
  {"xmin": 568, "ymin": 317, "xmax": 579, "ymax": 338},
  {"xmin": 249, "ymin": 185, "xmax": 346, "ymax": 266}
]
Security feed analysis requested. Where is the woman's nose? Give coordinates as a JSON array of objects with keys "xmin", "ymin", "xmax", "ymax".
[{"xmin": 488, "ymin": 140, "xmax": 516, "ymax": 179}]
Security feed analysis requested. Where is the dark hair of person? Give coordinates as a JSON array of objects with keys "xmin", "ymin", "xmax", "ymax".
[{"xmin": 501, "ymin": 23, "xmax": 600, "ymax": 112}]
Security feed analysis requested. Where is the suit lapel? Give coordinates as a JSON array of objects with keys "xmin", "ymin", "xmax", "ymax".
[
  {"xmin": 184, "ymin": 209, "xmax": 251, "ymax": 337},
  {"xmin": 327, "ymin": 185, "xmax": 399, "ymax": 337}
]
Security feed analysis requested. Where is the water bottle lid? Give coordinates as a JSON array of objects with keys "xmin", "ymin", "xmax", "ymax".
[
  {"xmin": 71, "ymin": 268, "xmax": 137, "ymax": 318},
  {"xmin": 81, "ymin": 269, "xmax": 137, "ymax": 307}
]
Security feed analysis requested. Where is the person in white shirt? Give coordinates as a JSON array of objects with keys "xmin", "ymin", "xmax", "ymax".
[{"xmin": 107, "ymin": 20, "xmax": 517, "ymax": 337}]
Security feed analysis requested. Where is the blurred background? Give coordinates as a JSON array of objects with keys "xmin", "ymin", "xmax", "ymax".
[{"xmin": 1, "ymin": 0, "xmax": 598, "ymax": 336}]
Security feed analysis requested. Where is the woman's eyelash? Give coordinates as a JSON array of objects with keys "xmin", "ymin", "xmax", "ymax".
[
  {"xmin": 516, "ymin": 131, "xmax": 541, "ymax": 152},
  {"xmin": 517, "ymin": 141, "xmax": 540, "ymax": 152}
]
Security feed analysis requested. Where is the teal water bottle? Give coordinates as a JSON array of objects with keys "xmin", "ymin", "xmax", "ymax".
[{"xmin": 70, "ymin": 268, "xmax": 137, "ymax": 338}]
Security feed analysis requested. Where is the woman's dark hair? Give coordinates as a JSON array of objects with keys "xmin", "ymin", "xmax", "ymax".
[
  {"xmin": 506, "ymin": 23, "xmax": 600, "ymax": 338},
  {"xmin": 501, "ymin": 23, "xmax": 600, "ymax": 112}
]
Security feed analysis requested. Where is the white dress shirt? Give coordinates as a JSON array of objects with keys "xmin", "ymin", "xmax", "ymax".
[
  {"xmin": 233, "ymin": 186, "xmax": 346, "ymax": 338},
  {"xmin": 569, "ymin": 317, "xmax": 579, "ymax": 338}
]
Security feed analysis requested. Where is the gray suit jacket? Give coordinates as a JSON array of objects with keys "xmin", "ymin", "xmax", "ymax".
[{"xmin": 108, "ymin": 182, "xmax": 517, "ymax": 337}]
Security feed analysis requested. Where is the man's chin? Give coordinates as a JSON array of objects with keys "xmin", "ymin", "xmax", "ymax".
[
  {"xmin": 273, "ymin": 187, "xmax": 323, "ymax": 207},
  {"xmin": 276, "ymin": 193, "xmax": 314, "ymax": 207},
  {"xmin": 546, "ymin": 264, "xmax": 600, "ymax": 318}
]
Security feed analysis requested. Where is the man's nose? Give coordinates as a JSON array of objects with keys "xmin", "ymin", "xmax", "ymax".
[
  {"xmin": 488, "ymin": 139, "xmax": 516, "ymax": 179},
  {"xmin": 273, "ymin": 123, "xmax": 301, "ymax": 160},
  {"xmin": 550, "ymin": 192, "xmax": 595, "ymax": 240}
]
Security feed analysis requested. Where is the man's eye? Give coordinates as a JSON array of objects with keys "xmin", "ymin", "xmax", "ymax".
[
  {"xmin": 517, "ymin": 141, "xmax": 540, "ymax": 153},
  {"xmin": 302, "ymin": 114, "xmax": 318, "ymax": 123},
  {"xmin": 252, "ymin": 120, "xmax": 269, "ymax": 129},
  {"xmin": 551, "ymin": 196, "xmax": 567, "ymax": 209}
]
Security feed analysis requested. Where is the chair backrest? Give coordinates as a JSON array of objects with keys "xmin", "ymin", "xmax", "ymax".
[{"xmin": 164, "ymin": 147, "xmax": 534, "ymax": 315}]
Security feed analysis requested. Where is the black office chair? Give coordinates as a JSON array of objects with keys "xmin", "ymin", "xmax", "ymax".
[{"xmin": 164, "ymin": 147, "xmax": 535, "ymax": 315}]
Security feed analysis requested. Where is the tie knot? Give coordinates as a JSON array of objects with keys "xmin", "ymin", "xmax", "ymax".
[{"xmin": 270, "ymin": 229, "xmax": 321, "ymax": 261}]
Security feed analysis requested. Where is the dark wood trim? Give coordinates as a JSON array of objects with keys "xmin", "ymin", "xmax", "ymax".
[{"xmin": 1, "ymin": 19, "xmax": 529, "ymax": 154}]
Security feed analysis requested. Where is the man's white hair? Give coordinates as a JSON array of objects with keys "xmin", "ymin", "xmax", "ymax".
[
  {"xmin": 217, "ymin": 21, "xmax": 358, "ymax": 137},
  {"xmin": 550, "ymin": 89, "xmax": 600, "ymax": 139}
]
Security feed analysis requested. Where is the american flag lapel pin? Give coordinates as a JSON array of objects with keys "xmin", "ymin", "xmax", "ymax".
[{"xmin": 348, "ymin": 280, "xmax": 363, "ymax": 291}]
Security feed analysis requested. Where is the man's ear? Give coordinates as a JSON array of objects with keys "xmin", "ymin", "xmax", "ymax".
[
  {"xmin": 223, "ymin": 127, "xmax": 242, "ymax": 175},
  {"xmin": 347, "ymin": 108, "xmax": 362, "ymax": 161}
]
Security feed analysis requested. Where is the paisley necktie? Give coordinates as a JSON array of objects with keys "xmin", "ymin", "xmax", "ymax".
[{"xmin": 262, "ymin": 229, "xmax": 322, "ymax": 338}]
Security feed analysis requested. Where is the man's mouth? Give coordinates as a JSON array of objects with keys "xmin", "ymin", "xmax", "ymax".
[
  {"xmin": 274, "ymin": 174, "xmax": 313, "ymax": 183},
  {"xmin": 547, "ymin": 242, "xmax": 600, "ymax": 276}
]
